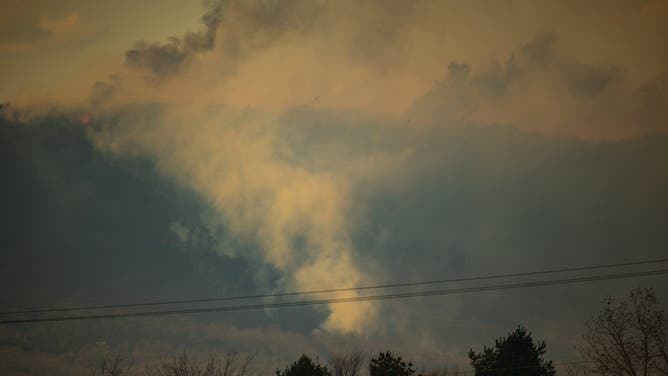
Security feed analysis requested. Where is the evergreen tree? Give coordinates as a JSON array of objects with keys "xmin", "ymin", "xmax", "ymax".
[
  {"xmin": 369, "ymin": 351, "xmax": 415, "ymax": 376},
  {"xmin": 468, "ymin": 326, "xmax": 555, "ymax": 376},
  {"xmin": 277, "ymin": 354, "xmax": 332, "ymax": 376}
]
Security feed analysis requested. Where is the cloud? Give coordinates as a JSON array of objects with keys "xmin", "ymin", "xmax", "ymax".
[
  {"xmin": 347, "ymin": 123, "xmax": 668, "ymax": 358},
  {"xmin": 0, "ymin": 12, "xmax": 97, "ymax": 53},
  {"xmin": 3, "ymin": 0, "xmax": 668, "ymax": 356},
  {"xmin": 123, "ymin": 1, "xmax": 222, "ymax": 78},
  {"xmin": 64, "ymin": 0, "xmax": 665, "ymax": 137},
  {"xmin": 123, "ymin": 0, "xmax": 323, "ymax": 81},
  {"xmin": 559, "ymin": 63, "xmax": 622, "ymax": 97},
  {"xmin": 0, "ymin": 115, "xmax": 259, "ymax": 311},
  {"xmin": 86, "ymin": 104, "xmax": 384, "ymax": 334},
  {"xmin": 38, "ymin": 14, "xmax": 81, "ymax": 40}
]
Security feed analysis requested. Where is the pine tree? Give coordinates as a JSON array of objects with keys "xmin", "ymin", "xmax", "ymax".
[{"xmin": 468, "ymin": 326, "xmax": 555, "ymax": 376}]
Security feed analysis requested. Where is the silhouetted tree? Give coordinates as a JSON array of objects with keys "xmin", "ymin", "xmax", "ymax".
[
  {"xmin": 580, "ymin": 287, "xmax": 668, "ymax": 375},
  {"xmin": 369, "ymin": 351, "xmax": 415, "ymax": 376},
  {"xmin": 468, "ymin": 326, "xmax": 555, "ymax": 376},
  {"xmin": 146, "ymin": 352, "xmax": 253, "ymax": 376},
  {"xmin": 277, "ymin": 354, "xmax": 331, "ymax": 376},
  {"xmin": 92, "ymin": 354, "xmax": 132, "ymax": 376},
  {"xmin": 330, "ymin": 351, "xmax": 365, "ymax": 376},
  {"xmin": 417, "ymin": 364, "xmax": 460, "ymax": 376}
]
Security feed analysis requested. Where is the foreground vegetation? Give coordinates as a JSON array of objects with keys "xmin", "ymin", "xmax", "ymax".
[{"xmin": 88, "ymin": 288, "xmax": 667, "ymax": 376}]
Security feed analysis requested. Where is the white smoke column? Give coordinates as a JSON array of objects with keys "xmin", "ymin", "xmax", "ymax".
[{"xmin": 90, "ymin": 104, "xmax": 377, "ymax": 333}]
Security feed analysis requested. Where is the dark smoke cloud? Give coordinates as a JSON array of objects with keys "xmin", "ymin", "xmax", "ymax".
[
  {"xmin": 271, "ymin": 105, "xmax": 668, "ymax": 358},
  {"xmin": 0, "ymin": 116, "xmax": 256, "ymax": 318},
  {"xmin": 124, "ymin": 1, "xmax": 222, "ymax": 77},
  {"xmin": 124, "ymin": 0, "xmax": 322, "ymax": 80}
]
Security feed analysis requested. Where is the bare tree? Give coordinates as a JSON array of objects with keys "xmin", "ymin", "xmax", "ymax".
[
  {"xmin": 146, "ymin": 352, "xmax": 254, "ymax": 376},
  {"xmin": 92, "ymin": 354, "xmax": 132, "ymax": 376},
  {"xmin": 580, "ymin": 287, "xmax": 668, "ymax": 376},
  {"xmin": 218, "ymin": 352, "xmax": 254, "ymax": 376},
  {"xmin": 417, "ymin": 364, "xmax": 459, "ymax": 376},
  {"xmin": 329, "ymin": 351, "xmax": 365, "ymax": 376}
]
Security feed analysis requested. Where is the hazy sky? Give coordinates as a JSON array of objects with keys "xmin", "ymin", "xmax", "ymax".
[
  {"xmin": 0, "ymin": 0, "xmax": 203, "ymax": 96},
  {"xmin": 1, "ymin": 1, "xmax": 668, "ymax": 375}
]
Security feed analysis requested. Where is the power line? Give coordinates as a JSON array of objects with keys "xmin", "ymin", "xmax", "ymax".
[
  {"xmin": 3, "ymin": 257, "xmax": 667, "ymax": 316},
  {"xmin": 2, "ymin": 268, "xmax": 666, "ymax": 324}
]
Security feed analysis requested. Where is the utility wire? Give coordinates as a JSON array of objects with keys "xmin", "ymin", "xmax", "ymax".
[
  {"xmin": 2, "ymin": 258, "xmax": 667, "ymax": 316},
  {"xmin": 2, "ymin": 268, "xmax": 666, "ymax": 324}
]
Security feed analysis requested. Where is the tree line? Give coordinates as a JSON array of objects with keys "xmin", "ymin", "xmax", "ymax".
[{"xmin": 91, "ymin": 287, "xmax": 668, "ymax": 376}]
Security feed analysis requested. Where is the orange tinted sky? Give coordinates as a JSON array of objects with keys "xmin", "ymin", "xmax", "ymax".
[{"xmin": 3, "ymin": 0, "xmax": 667, "ymax": 138}]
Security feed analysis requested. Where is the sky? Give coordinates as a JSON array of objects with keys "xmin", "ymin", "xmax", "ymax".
[{"xmin": 1, "ymin": 1, "xmax": 668, "ymax": 375}]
